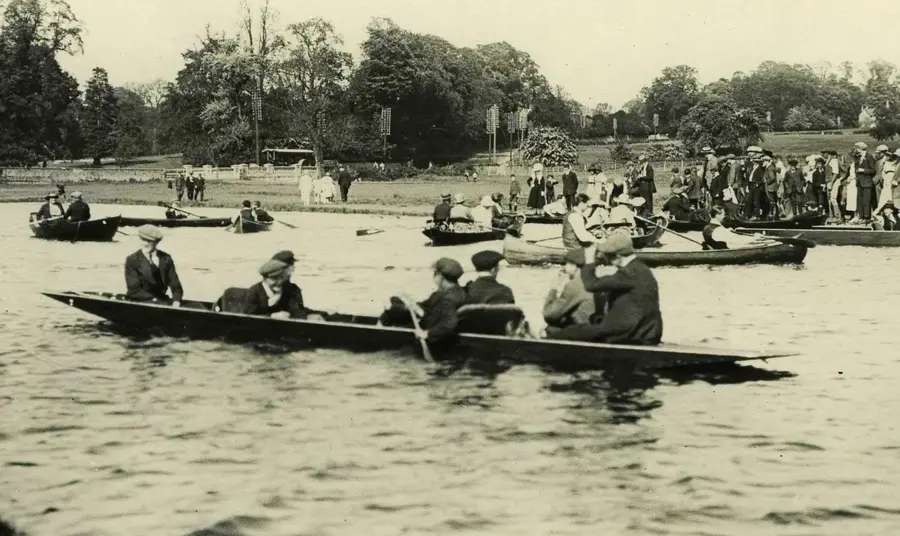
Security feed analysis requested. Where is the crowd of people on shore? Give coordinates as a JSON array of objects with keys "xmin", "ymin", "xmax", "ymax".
[
  {"xmin": 296, "ymin": 166, "xmax": 355, "ymax": 205},
  {"xmin": 122, "ymin": 222, "xmax": 662, "ymax": 347}
]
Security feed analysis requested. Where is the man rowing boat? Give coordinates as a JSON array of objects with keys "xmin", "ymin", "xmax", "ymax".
[
  {"xmin": 380, "ymin": 257, "xmax": 467, "ymax": 345},
  {"xmin": 238, "ymin": 257, "xmax": 315, "ymax": 320},
  {"xmin": 464, "ymin": 250, "xmax": 515, "ymax": 305},
  {"xmin": 562, "ymin": 194, "xmax": 599, "ymax": 254},
  {"xmin": 233, "ymin": 200, "xmax": 253, "ymax": 224},
  {"xmin": 702, "ymin": 207, "xmax": 773, "ymax": 250},
  {"xmin": 542, "ymin": 248, "xmax": 601, "ymax": 337},
  {"xmin": 64, "ymin": 192, "xmax": 91, "ymax": 222},
  {"xmin": 165, "ymin": 202, "xmax": 188, "ymax": 220},
  {"xmin": 124, "ymin": 225, "xmax": 183, "ymax": 307},
  {"xmin": 251, "ymin": 201, "xmax": 275, "ymax": 223}
]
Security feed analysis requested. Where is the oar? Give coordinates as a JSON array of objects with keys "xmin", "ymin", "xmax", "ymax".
[
  {"xmin": 635, "ymin": 214, "xmax": 705, "ymax": 247},
  {"xmin": 156, "ymin": 201, "xmax": 207, "ymax": 219},
  {"xmin": 397, "ymin": 296, "xmax": 434, "ymax": 363},
  {"xmin": 271, "ymin": 216, "xmax": 297, "ymax": 229},
  {"xmin": 357, "ymin": 228, "xmax": 385, "ymax": 236},
  {"xmin": 116, "ymin": 230, "xmax": 131, "ymax": 237}
]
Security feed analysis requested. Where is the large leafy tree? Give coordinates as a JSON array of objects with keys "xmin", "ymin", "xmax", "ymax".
[
  {"xmin": 82, "ymin": 67, "xmax": 118, "ymax": 164},
  {"xmin": 0, "ymin": 0, "xmax": 83, "ymax": 165},
  {"xmin": 113, "ymin": 86, "xmax": 150, "ymax": 164},
  {"xmin": 644, "ymin": 65, "xmax": 700, "ymax": 135},
  {"xmin": 678, "ymin": 95, "xmax": 762, "ymax": 152}
]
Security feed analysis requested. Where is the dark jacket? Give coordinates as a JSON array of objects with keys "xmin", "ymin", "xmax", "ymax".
[
  {"xmin": 337, "ymin": 170, "xmax": 353, "ymax": 187},
  {"xmin": 239, "ymin": 281, "xmax": 309, "ymax": 318},
  {"xmin": 856, "ymin": 153, "xmax": 877, "ymax": 187},
  {"xmin": 580, "ymin": 260, "xmax": 663, "ymax": 345},
  {"xmin": 36, "ymin": 202, "xmax": 65, "ymax": 220},
  {"xmin": 464, "ymin": 276, "xmax": 515, "ymax": 305},
  {"xmin": 662, "ymin": 195, "xmax": 692, "ymax": 221},
  {"xmin": 64, "ymin": 199, "xmax": 91, "ymax": 222},
  {"xmin": 763, "ymin": 164, "xmax": 778, "ymax": 193},
  {"xmin": 418, "ymin": 285, "xmax": 466, "ymax": 343},
  {"xmin": 253, "ymin": 208, "xmax": 274, "ymax": 222},
  {"xmin": 165, "ymin": 209, "xmax": 187, "ymax": 220},
  {"xmin": 433, "ymin": 202, "xmax": 452, "ymax": 222},
  {"xmin": 124, "ymin": 249, "xmax": 183, "ymax": 302},
  {"xmin": 542, "ymin": 275, "xmax": 598, "ymax": 328},
  {"xmin": 562, "ymin": 171, "xmax": 579, "ymax": 195}
]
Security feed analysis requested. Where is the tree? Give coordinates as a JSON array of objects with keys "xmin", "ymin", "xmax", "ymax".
[
  {"xmin": 113, "ymin": 87, "xmax": 149, "ymax": 164},
  {"xmin": 644, "ymin": 65, "xmax": 700, "ymax": 135},
  {"xmin": 730, "ymin": 62, "xmax": 823, "ymax": 130},
  {"xmin": 82, "ymin": 67, "xmax": 118, "ymax": 165},
  {"xmin": 272, "ymin": 18, "xmax": 352, "ymax": 176},
  {"xmin": 863, "ymin": 60, "xmax": 900, "ymax": 139},
  {"xmin": 521, "ymin": 126, "xmax": 577, "ymax": 166},
  {"xmin": 0, "ymin": 0, "xmax": 83, "ymax": 165},
  {"xmin": 783, "ymin": 105, "xmax": 834, "ymax": 131},
  {"xmin": 130, "ymin": 78, "xmax": 168, "ymax": 154},
  {"xmin": 678, "ymin": 96, "xmax": 762, "ymax": 152}
]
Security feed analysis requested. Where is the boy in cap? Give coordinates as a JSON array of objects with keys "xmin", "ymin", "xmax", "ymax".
[
  {"xmin": 125, "ymin": 225, "xmax": 183, "ymax": 307},
  {"xmin": 380, "ymin": 257, "xmax": 467, "ymax": 345},
  {"xmin": 36, "ymin": 192, "xmax": 65, "ymax": 220},
  {"xmin": 237, "ymin": 257, "xmax": 314, "ymax": 320},
  {"xmin": 64, "ymin": 191, "xmax": 91, "ymax": 222},
  {"xmin": 542, "ymin": 248, "xmax": 600, "ymax": 336},
  {"xmin": 464, "ymin": 250, "xmax": 514, "ymax": 305},
  {"xmin": 567, "ymin": 234, "xmax": 663, "ymax": 345}
]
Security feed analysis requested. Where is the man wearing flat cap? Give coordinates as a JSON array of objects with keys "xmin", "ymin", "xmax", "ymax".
[
  {"xmin": 464, "ymin": 250, "xmax": 515, "ymax": 305},
  {"xmin": 548, "ymin": 234, "xmax": 662, "ymax": 345},
  {"xmin": 433, "ymin": 193, "xmax": 453, "ymax": 224},
  {"xmin": 64, "ymin": 191, "xmax": 91, "ymax": 222},
  {"xmin": 234, "ymin": 257, "xmax": 315, "ymax": 320},
  {"xmin": 380, "ymin": 257, "xmax": 467, "ymax": 345},
  {"xmin": 853, "ymin": 142, "xmax": 876, "ymax": 222},
  {"xmin": 125, "ymin": 225, "xmax": 183, "ymax": 306},
  {"xmin": 36, "ymin": 192, "xmax": 65, "ymax": 220},
  {"xmin": 542, "ymin": 248, "xmax": 600, "ymax": 336}
]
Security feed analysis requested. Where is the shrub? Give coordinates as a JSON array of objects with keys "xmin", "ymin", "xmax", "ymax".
[
  {"xmin": 521, "ymin": 127, "xmax": 578, "ymax": 166},
  {"xmin": 644, "ymin": 141, "xmax": 688, "ymax": 160},
  {"xmin": 610, "ymin": 141, "xmax": 635, "ymax": 163}
]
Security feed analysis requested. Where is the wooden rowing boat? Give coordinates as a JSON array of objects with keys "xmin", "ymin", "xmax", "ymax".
[
  {"xmin": 29, "ymin": 215, "xmax": 121, "ymax": 242},
  {"xmin": 503, "ymin": 235, "xmax": 809, "ymax": 267},
  {"xmin": 667, "ymin": 210, "xmax": 828, "ymax": 233},
  {"xmin": 120, "ymin": 216, "xmax": 233, "ymax": 228},
  {"xmin": 740, "ymin": 225, "xmax": 900, "ymax": 247},
  {"xmin": 42, "ymin": 291, "xmax": 796, "ymax": 370},
  {"xmin": 230, "ymin": 217, "xmax": 273, "ymax": 234},
  {"xmin": 423, "ymin": 216, "xmax": 525, "ymax": 246}
]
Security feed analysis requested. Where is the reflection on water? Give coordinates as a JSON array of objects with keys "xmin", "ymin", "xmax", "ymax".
[{"xmin": 2, "ymin": 203, "xmax": 900, "ymax": 535}]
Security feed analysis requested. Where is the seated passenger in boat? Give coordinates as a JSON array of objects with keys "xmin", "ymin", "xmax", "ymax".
[
  {"xmin": 471, "ymin": 196, "xmax": 496, "ymax": 228},
  {"xmin": 233, "ymin": 200, "xmax": 254, "ymax": 224},
  {"xmin": 64, "ymin": 191, "xmax": 91, "ymax": 222},
  {"xmin": 235, "ymin": 258, "xmax": 313, "ymax": 320},
  {"xmin": 571, "ymin": 234, "xmax": 663, "ymax": 345},
  {"xmin": 464, "ymin": 250, "xmax": 515, "ymax": 305},
  {"xmin": 543, "ymin": 197, "xmax": 568, "ymax": 217},
  {"xmin": 608, "ymin": 194, "xmax": 645, "ymax": 229},
  {"xmin": 125, "ymin": 225, "xmax": 183, "ymax": 306},
  {"xmin": 36, "ymin": 192, "xmax": 65, "ymax": 220},
  {"xmin": 543, "ymin": 248, "xmax": 603, "ymax": 337},
  {"xmin": 165, "ymin": 202, "xmax": 188, "ymax": 220},
  {"xmin": 448, "ymin": 193, "xmax": 473, "ymax": 221},
  {"xmin": 490, "ymin": 193, "xmax": 505, "ymax": 227},
  {"xmin": 702, "ymin": 207, "xmax": 772, "ymax": 250},
  {"xmin": 873, "ymin": 204, "xmax": 899, "ymax": 231},
  {"xmin": 562, "ymin": 194, "xmax": 599, "ymax": 253},
  {"xmin": 585, "ymin": 198, "xmax": 610, "ymax": 229},
  {"xmin": 432, "ymin": 192, "xmax": 453, "ymax": 226},
  {"xmin": 251, "ymin": 201, "xmax": 275, "ymax": 223},
  {"xmin": 379, "ymin": 257, "xmax": 467, "ymax": 345},
  {"xmin": 662, "ymin": 186, "xmax": 692, "ymax": 221}
]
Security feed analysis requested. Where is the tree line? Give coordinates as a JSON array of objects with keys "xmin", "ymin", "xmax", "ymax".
[{"xmin": 4, "ymin": 0, "xmax": 900, "ymax": 170}]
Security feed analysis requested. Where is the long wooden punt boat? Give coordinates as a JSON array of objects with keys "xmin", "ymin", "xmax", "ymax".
[
  {"xmin": 29, "ymin": 215, "xmax": 121, "ymax": 242},
  {"xmin": 503, "ymin": 235, "xmax": 810, "ymax": 267},
  {"xmin": 120, "ymin": 216, "xmax": 233, "ymax": 228},
  {"xmin": 230, "ymin": 217, "xmax": 274, "ymax": 234},
  {"xmin": 739, "ymin": 225, "xmax": 900, "ymax": 247},
  {"xmin": 667, "ymin": 211, "xmax": 828, "ymax": 233},
  {"xmin": 42, "ymin": 291, "xmax": 796, "ymax": 370}
]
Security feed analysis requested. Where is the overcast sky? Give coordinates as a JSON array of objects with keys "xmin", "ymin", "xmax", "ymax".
[{"xmin": 58, "ymin": 0, "xmax": 900, "ymax": 109}]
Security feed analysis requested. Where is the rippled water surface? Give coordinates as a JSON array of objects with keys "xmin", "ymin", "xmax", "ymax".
[{"xmin": 2, "ymin": 203, "xmax": 899, "ymax": 536}]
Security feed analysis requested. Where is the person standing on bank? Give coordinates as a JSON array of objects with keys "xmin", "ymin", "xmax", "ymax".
[
  {"xmin": 562, "ymin": 163, "xmax": 579, "ymax": 210},
  {"xmin": 174, "ymin": 171, "xmax": 186, "ymax": 202},
  {"xmin": 562, "ymin": 194, "xmax": 599, "ymax": 254},
  {"xmin": 854, "ymin": 142, "xmax": 876, "ymax": 223},
  {"xmin": 64, "ymin": 191, "xmax": 91, "ymax": 222},
  {"xmin": 185, "ymin": 172, "xmax": 196, "ymax": 201},
  {"xmin": 509, "ymin": 174, "xmax": 521, "ymax": 212},
  {"xmin": 464, "ymin": 250, "xmax": 515, "ymax": 305},
  {"xmin": 337, "ymin": 166, "xmax": 353, "ymax": 202},
  {"xmin": 125, "ymin": 225, "xmax": 183, "ymax": 306},
  {"xmin": 298, "ymin": 168, "xmax": 313, "ymax": 206},
  {"xmin": 634, "ymin": 153, "xmax": 655, "ymax": 216},
  {"xmin": 194, "ymin": 173, "xmax": 206, "ymax": 202}
]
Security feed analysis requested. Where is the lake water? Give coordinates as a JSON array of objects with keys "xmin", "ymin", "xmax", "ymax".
[{"xmin": 1, "ymin": 203, "xmax": 899, "ymax": 536}]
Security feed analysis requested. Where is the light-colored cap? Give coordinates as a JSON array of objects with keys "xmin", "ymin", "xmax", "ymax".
[{"xmin": 137, "ymin": 225, "xmax": 163, "ymax": 242}]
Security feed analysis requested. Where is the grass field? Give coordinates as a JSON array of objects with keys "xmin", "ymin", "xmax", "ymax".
[{"xmin": 0, "ymin": 170, "xmax": 678, "ymax": 217}]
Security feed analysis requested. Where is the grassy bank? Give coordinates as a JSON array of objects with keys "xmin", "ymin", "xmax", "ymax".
[{"xmin": 0, "ymin": 171, "xmax": 678, "ymax": 216}]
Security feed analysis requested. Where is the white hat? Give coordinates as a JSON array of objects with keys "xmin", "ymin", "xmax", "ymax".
[
  {"xmin": 628, "ymin": 196, "xmax": 646, "ymax": 207},
  {"xmin": 747, "ymin": 145, "xmax": 763, "ymax": 153},
  {"xmin": 615, "ymin": 193, "xmax": 631, "ymax": 204},
  {"xmin": 532, "ymin": 163, "xmax": 544, "ymax": 172},
  {"xmin": 480, "ymin": 196, "xmax": 494, "ymax": 207},
  {"xmin": 854, "ymin": 141, "xmax": 868, "ymax": 149},
  {"xmin": 877, "ymin": 144, "xmax": 889, "ymax": 152}
]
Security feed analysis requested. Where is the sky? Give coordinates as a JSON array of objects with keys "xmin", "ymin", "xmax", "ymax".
[{"xmin": 56, "ymin": 0, "xmax": 900, "ymax": 110}]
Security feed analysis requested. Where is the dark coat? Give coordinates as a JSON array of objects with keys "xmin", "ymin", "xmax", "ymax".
[
  {"xmin": 763, "ymin": 164, "xmax": 778, "ymax": 193},
  {"xmin": 418, "ymin": 285, "xmax": 467, "ymax": 343},
  {"xmin": 238, "ymin": 281, "xmax": 309, "ymax": 318},
  {"xmin": 662, "ymin": 195, "xmax": 692, "ymax": 221},
  {"xmin": 580, "ymin": 259, "xmax": 663, "ymax": 345},
  {"xmin": 253, "ymin": 208, "xmax": 274, "ymax": 222},
  {"xmin": 337, "ymin": 170, "xmax": 353, "ymax": 187},
  {"xmin": 856, "ymin": 153, "xmax": 877, "ymax": 187},
  {"xmin": 562, "ymin": 171, "xmax": 579, "ymax": 195},
  {"xmin": 124, "ymin": 249, "xmax": 183, "ymax": 302},
  {"xmin": 64, "ymin": 199, "xmax": 91, "ymax": 222},
  {"xmin": 36, "ymin": 202, "xmax": 65, "ymax": 220},
  {"xmin": 464, "ymin": 276, "xmax": 515, "ymax": 305},
  {"xmin": 433, "ymin": 202, "xmax": 452, "ymax": 221}
]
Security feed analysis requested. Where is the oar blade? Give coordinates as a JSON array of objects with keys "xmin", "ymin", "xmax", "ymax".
[{"xmin": 357, "ymin": 228, "xmax": 385, "ymax": 236}]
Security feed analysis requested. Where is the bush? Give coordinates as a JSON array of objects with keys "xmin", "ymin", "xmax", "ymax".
[
  {"xmin": 349, "ymin": 164, "xmax": 421, "ymax": 181},
  {"xmin": 644, "ymin": 141, "xmax": 688, "ymax": 160},
  {"xmin": 610, "ymin": 141, "xmax": 635, "ymax": 163},
  {"xmin": 521, "ymin": 127, "xmax": 578, "ymax": 166},
  {"xmin": 783, "ymin": 105, "xmax": 835, "ymax": 131}
]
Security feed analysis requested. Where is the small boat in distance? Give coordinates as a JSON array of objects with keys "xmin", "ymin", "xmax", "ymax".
[
  {"xmin": 43, "ymin": 291, "xmax": 797, "ymax": 371},
  {"xmin": 29, "ymin": 214, "xmax": 121, "ymax": 242},
  {"xmin": 229, "ymin": 217, "xmax": 274, "ymax": 234},
  {"xmin": 740, "ymin": 225, "xmax": 900, "ymax": 247},
  {"xmin": 120, "ymin": 216, "xmax": 233, "ymax": 228}
]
